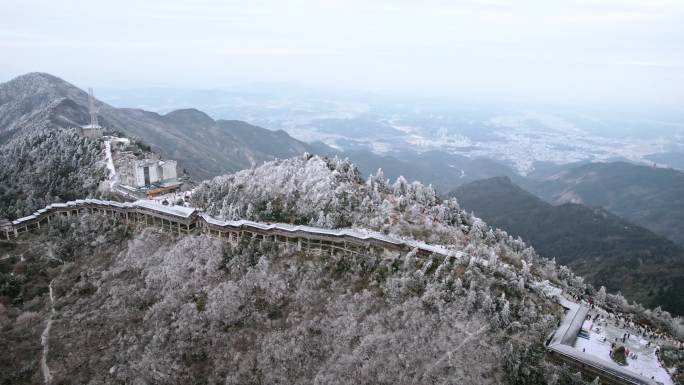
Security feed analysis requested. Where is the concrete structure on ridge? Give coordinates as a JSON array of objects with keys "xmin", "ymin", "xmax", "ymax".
[
  {"xmin": 79, "ymin": 87, "xmax": 104, "ymax": 138},
  {"xmin": 117, "ymin": 153, "xmax": 181, "ymax": 198},
  {"xmin": 119, "ymin": 157, "xmax": 178, "ymax": 188}
]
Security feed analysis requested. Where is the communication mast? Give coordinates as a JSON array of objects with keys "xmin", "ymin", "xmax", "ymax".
[{"xmin": 88, "ymin": 87, "xmax": 100, "ymax": 127}]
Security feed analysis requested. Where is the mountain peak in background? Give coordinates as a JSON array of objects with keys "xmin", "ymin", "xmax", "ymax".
[
  {"xmin": 0, "ymin": 72, "xmax": 323, "ymax": 180},
  {"xmin": 0, "ymin": 72, "xmax": 90, "ymax": 134},
  {"xmin": 162, "ymin": 108, "xmax": 215, "ymax": 127},
  {"xmin": 525, "ymin": 161, "xmax": 684, "ymax": 246},
  {"xmin": 452, "ymin": 176, "xmax": 684, "ymax": 314}
]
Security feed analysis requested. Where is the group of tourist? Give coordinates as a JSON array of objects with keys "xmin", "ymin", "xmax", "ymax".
[
  {"xmin": 563, "ymin": 291, "xmax": 683, "ymax": 383},
  {"xmin": 588, "ymin": 298, "xmax": 684, "ymax": 384}
]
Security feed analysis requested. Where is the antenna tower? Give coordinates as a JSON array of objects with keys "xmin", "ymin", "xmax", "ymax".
[{"xmin": 88, "ymin": 87, "xmax": 99, "ymax": 127}]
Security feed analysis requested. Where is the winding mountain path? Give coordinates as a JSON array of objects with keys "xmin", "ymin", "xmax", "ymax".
[
  {"xmin": 40, "ymin": 280, "xmax": 55, "ymax": 385},
  {"xmin": 104, "ymin": 140, "xmax": 116, "ymax": 189}
]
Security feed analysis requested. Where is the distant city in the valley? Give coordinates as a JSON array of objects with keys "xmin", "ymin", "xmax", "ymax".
[{"xmin": 97, "ymin": 86, "xmax": 684, "ymax": 176}]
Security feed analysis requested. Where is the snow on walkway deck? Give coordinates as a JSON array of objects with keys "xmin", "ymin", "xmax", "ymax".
[
  {"xmin": 104, "ymin": 140, "xmax": 117, "ymax": 188},
  {"xmin": 134, "ymin": 199, "xmax": 197, "ymax": 218},
  {"xmin": 572, "ymin": 311, "xmax": 673, "ymax": 385}
]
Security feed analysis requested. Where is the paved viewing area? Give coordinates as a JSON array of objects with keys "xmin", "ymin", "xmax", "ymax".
[
  {"xmin": 547, "ymin": 298, "xmax": 673, "ymax": 385},
  {"xmin": 574, "ymin": 308, "xmax": 673, "ymax": 385}
]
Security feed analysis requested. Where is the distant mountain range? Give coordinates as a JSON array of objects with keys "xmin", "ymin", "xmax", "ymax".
[
  {"xmin": 523, "ymin": 161, "xmax": 684, "ymax": 246},
  {"xmin": 97, "ymin": 85, "xmax": 684, "ymax": 178},
  {"xmin": 342, "ymin": 150, "xmax": 520, "ymax": 193},
  {"xmin": 0, "ymin": 73, "xmax": 316, "ymax": 180},
  {"xmin": 452, "ymin": 176, "xmax": 684, "ymax": 315},
  {"xmin": 0, "ymin": 72, "xmax": 531, "ymax": 193},
  {"xmin": 312, "ymin": 148, "xmax": 520, "ymax": 193}
]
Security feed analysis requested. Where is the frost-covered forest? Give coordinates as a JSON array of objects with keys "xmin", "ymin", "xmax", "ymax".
[
  {"xmin": 192, "ymin": 155, "xmax": 684, "ymax": 337},
  {"xmin": 0, "ymin": 76, "xmax": 108, "ymax": 220},
  {"xmin": 194, "ymin": 154, "xmax": 485, "ymax": 245},
  {"xmin": 2, "ymin": 154, "xmax": 684, "ymax": 384},
  {"xmin": 0, "ymin": 214, "xmax": 584, "ymax": 384},
  {"xmin": 2, "ymin": 214, "xmax": 682, "ymax": 384},
  {"xmin": 0, "ymin": 126, "xmax": 105, "ymax": 220}
]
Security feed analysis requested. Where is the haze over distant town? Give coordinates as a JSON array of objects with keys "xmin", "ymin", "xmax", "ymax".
[{"xmin": 3, "ymin": 0, "xmax": 683, "ymax": 177}]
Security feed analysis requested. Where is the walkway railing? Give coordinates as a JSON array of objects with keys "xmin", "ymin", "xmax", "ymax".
[{"xmin": 1, "ymin": 199, "xmax": 451, "ymax": 258}]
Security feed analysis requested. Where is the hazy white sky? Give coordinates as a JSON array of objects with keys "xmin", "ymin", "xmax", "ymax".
[{"xmin": 1, "ymin": 0, "xmax": 683, "ymax": 106}]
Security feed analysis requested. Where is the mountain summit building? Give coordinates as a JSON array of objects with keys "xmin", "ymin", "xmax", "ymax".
[
  {"xmin": 119, "ymin": 156, "xmax": 181, "ymax": 197},
  {"xmin": 120, "ymin": 158, "xmax": 177, "ymax": 187}
]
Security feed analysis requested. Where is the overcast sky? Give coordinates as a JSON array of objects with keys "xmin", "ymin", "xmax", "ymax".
[{"xmin": 1, "ymin": 0, "xmax": 683, "ymax": 106}]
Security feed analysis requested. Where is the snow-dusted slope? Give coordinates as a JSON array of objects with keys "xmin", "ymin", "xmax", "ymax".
[{"xmin": 193, "ymin": 154, "xmax": 467, "ymax": 245}]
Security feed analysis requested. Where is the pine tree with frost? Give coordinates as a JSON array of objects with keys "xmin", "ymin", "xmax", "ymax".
[
  {"xmin": 433, "ymin": 254, "xmax": 453, "ymax": 280},
  {"xmin": 482, "ymin": 292, "xmax": 494, "ymax": 315},
  {"xmin": 453, "ymin": 277, "xmax": 464, "ymax": 295},
  {"xmin": 596, "ymin": 286, "xmax": 607, "ymax": 306},
  {"xmin": 315, "ymin": 210, "xmax": 327, "ymax": 227},
  {"xmin": 403, "ymin": 248, "xmax": 418, "ymax": 271},
  {"xmin": 521, "ymin": 260, "xmax": 530, "ymax": 278},
  {"xmin": 488, "ymin": 250, "xmax": 498, "ymax": 266},
  {"xmin": 419, "ymin": 259, "xmax": 433, "ymax": 277},
  {"xmin": 499, "ymin": 300, "xmax": 511, "ymax": 327},
  {"xmin": 245, "ymin": 202, "xmax": 255, "ymax": 219},
  {"xmin": 264, "ymin": 201, "xmax": 273, "ymax": 218},
  {"xmin": 465, "ymin": 282, "xmax": 478, "ymax": 312}
]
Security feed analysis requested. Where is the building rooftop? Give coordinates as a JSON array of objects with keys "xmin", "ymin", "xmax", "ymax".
[{"xmin": 133, "ymin": 200, "xmax": 196, "ymax": 218}]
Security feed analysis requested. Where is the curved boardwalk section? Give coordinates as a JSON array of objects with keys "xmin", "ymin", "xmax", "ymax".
[{"xmin": 2, "ymin": 199, "xmax": 450, "ymax": 258}]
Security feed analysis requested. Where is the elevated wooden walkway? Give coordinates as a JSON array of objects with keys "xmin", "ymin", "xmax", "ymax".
[{"xmin": 2, "ymin": 199, "xmax": 451, "ymax": 258}]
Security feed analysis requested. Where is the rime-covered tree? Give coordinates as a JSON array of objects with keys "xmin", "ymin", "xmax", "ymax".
[{"xmin": 0, "ymin": 125, "xmax": 106, "ymax": 219}]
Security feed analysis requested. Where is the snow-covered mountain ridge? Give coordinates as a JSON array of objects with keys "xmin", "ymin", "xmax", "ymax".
[
  {"xmin": 1, "ymin": 153, "xmax": 683, "ymax": 384},
  {"xmin": 0, "ymin": 72, "xmax": 323, "ymax": 181}
]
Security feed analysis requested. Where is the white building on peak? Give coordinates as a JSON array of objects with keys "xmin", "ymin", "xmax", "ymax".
[{"xmin": 120, "ymin": 157, "xmax": 178, "ymax": 188}]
